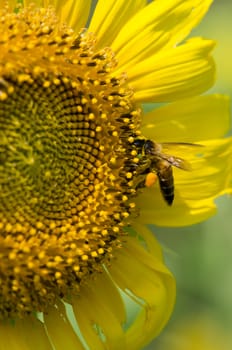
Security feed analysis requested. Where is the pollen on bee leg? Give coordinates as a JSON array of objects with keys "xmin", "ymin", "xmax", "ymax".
[{"xmin": 145, "ymin": 172, "xmax": 158, "ymax": 187}]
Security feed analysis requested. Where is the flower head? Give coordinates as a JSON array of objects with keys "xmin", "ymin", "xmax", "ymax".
[{"xmin": 0, "ymin": 0, "xmax": 231, "ymax": 349}]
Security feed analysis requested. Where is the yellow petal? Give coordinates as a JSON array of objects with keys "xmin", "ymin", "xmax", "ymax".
[
  {"xmin": 109, "ymin": 231, "xmax": 176, "ymax": 350},
  {"xmin": 125, "ymin": 38, "xmax": 215, "ymax": 102},
  {"xmin": 164, "ymin": 0, "xmax": 213, "ymax": 47},
  {"xmin": 111, "ymin": 0, "xmax": 212, "ymax": 70},
  {"xmin": 44, "ymin": 302, "xmax": 85, "ymax": 350},
  {"xmin": 89, "ymin": 0, "xmax": 146, "ymax": 49},
  {"xmin": 52, "ymin": 0, "xmax": 91, "ymax": 31},
  {"xmin": 142, "ymin": 95, "xmax": 230, "ymax": 142},
  {"xmin": 91, "ymin": 270, "xmax": 127, "ymax": 324},
  {"xmin": 72, "ymin": 269, "xmax": 126, "ymax": 350},
  {"xmin": 0, "ymin": 317, "xmax": 52, "ymax": 350},
  {"xmin": 136, "ymin": 138, "xmax": 232, "ymax": 226}
]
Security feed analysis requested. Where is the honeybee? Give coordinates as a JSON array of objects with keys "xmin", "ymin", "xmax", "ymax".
[{"xmin": 133, "ymin": 138, "xmax": 201, "ymax": 205}]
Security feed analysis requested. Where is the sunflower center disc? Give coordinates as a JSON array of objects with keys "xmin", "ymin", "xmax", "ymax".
[{"xmin": 0, "ymin": 5, "xmax": 144, "ymax": 319}]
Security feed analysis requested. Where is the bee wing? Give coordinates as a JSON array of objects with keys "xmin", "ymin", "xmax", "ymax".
[
  {"xmin": 159, "ymin": 142, "xmax": 204, "ymax": 170},
  {"xmin": 159, "ymin": 153, "xmax": 191, "ymax": 171},
  {"xmin": 161, "ymin": 142, "xmax": 204, "ymax": 151}
]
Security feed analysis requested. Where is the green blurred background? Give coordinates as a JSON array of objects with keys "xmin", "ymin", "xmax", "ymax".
[{"xmin": 145, "ymin": 1, "xmax": 232, "ymax": 349}]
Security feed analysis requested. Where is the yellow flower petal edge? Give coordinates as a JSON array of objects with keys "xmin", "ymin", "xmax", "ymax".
[
  {"xmin": 127, "ymin": 38, "xmax": 215, "ymax": 102},
  {"xmin": 44, "ymin": 302, "xmax": 86, "ymax": 350},
  {"xmin": 53, "ymin": 0, "xmax": 91, "ymax": 32},
  {"xmin": 109, "ymin": 227, "xmax": 175, "ymax": 350},
  {"xmin": 71, "ymin": 273, "xmax": 127, "ymax": 350},
  {"xmin": 89, "ymin": 0, "xmax": 147, "ymax": 49},
  {"xmin": 136, "ymin": 138, "xmax": 232, "ymax": 227},
  {"xmin": 111, "ymin": 0, "xmax": 212, "ymax": 69},
  {"xmin": 142, "ymin": 94, "xmax": 230, "ymax": 142},
  {"xmin": 0, "ymin": 317, "xmax": 53, "ymax": 350}
]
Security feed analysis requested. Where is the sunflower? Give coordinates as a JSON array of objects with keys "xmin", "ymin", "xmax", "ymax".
[{"xmin": 0, "ymin": 0, "xmax": 231, "ymax": 349}]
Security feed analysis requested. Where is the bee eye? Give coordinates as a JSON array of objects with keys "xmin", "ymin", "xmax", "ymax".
[
  {"xmin": 132, "ymin": 139, "xmax": 144, "ymax": 148},
  {"xmin": 144, "ymin": 140, "xmax": 154, "ymax": 154}
]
